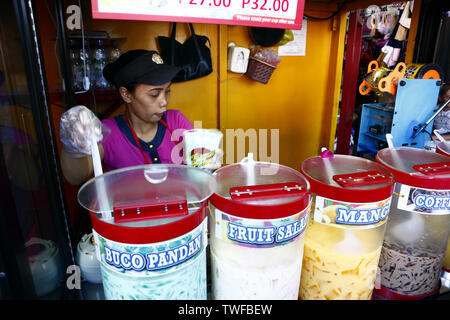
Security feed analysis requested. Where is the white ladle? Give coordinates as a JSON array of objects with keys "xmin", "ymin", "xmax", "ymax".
[
  {"xmin": 433, "ymin": 130, "xmax": 445, "ymax": 142},
  {"xmin": 91, "ymin": 135, "xmax": 113, "ymax": 221},
  {"xmin": 333, "ymin": 227, "xmax": 363, "ymax": 255},
  {"xmin": 318, "ymin": 147, "xmax": 364, "ymax": 254},
  {"xmin": 386, "ymin": 133, "xmax": 395, "ymax": 149},
  {"xmin": 391, "ymin": 211, "xmax": 425, "ymax": 243},
  {"xmin": 332, "ymin": 207, "xmax": 363, "ymax": 255},
  {"xmin": 240, "ymin": 152, "xmax": 256, "ymax": 186}
]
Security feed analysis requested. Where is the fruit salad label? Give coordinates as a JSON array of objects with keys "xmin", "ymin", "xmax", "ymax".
[{"xmin": 213, "ymin": 205, "xmax": 309, "ymax": 248}]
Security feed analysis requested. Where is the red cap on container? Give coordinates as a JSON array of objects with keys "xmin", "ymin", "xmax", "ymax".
[
  {"xmin": 89, "ymin": 202, "xmax": 207, "ymax": 244},
  {"xmin": 436, "ymin": 141, "xmax": 450, "ymax": 157},
  {"xmin": 376, "ymin": 147, "xmax": 450, "ymax": 190},
  {"xmin": 77, "ymin": 164, "xmax": 215, "ymax": 244},
  {"xmin": 210, "ymin": 161, "xmax": 310, "ymax": 219},
  {"xmin": 301, "ymin": 154, "xmax": 395, "ymax": 203}
]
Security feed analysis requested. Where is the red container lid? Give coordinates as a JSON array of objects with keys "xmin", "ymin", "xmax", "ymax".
[
  {"xmin": 436, "ymin": 141, "xmax": 450, "ymax": 157},
  {"xmin": 376, "ymin": 147, "xmax": 450, "ymax": 190},
  {"xmin": 210, "ymin": 160, "xmax": 310, "ymax": 220},
  {"xmin": 77, "ymin": 164, "xmax": 216, "ymax": 243},
  {"xmin": 301, "ymin": 154, "xmax": 395, "ymax": 203}
]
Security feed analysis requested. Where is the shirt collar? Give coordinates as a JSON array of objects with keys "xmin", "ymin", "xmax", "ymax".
[{"xmin": 115, "ymin": 114, "xmax": 167, "ymax": 149}]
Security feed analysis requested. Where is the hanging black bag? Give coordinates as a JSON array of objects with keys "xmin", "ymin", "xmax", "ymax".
[{"xmin": 157, "ymin": 23, "xmax": 213, "ymax": 82}]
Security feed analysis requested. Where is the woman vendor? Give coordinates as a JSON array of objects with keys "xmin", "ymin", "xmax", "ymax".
[{"xmin": 60, "ymin": 49, "xmax": 221, "ymax": 185}]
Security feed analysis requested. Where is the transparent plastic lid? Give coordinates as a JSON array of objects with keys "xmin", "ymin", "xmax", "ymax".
[
  {"xmin": 376, "ymin": 147, "xmax": 450, "ymax": 189},
  {"xmin": 78, "ymin": 164, "xmax": 216, "ymax": 216},
  {"xmin": 301, "ymin": 154, "xmax": 395, "ymax": 203},
  {"xmin": 437, "ymin": 141, "xmax": 450, "ymax": 156},
  {"xmin": 302, "ymin": 154, "xmax": 394, "ymax": 191}
]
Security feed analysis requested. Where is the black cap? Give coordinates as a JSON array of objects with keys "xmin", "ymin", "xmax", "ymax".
[{"xmin": 103, "ymin": 49, "xmax": 181, "ymax": 88}]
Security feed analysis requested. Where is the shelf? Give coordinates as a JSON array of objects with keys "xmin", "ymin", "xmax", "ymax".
[
  {"xmin": 363, "ymin": 131, "xmax": 388, "ymax": 142},
  {"xmin": 73, "ymin": 88, "xmax": 120, "ymax": 102},
  {"xmin": 363, "ymin": 103, "xmax": 395, "ymax": 112},
  {"xmin": 67, "ymin": 31, "xmax": 125, "ymax": 42},
  {"xmin": 73, "ymin": 88, "xmax": 123, "ymax": 119}
]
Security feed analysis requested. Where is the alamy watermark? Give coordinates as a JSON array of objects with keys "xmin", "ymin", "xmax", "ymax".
[
  {"xmin": 66, "ymin": 265, "xmax": 81, "ymax": 290},
  {"xmin": 171, "ymin": 120, "xmax": 281, "ymax": 175}
]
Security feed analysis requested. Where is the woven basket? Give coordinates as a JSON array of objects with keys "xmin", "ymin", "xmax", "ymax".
[{"xmin": 245, "ymin": 56, "xmax": 277, "ymax": 84}]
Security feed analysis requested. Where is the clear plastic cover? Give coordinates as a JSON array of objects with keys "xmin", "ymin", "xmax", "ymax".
[
  {"xmin": 377, "ymin": 147, "xmax": 450, "ymax": 177},
  {"xmin": 301, "ymin": 154, "xmax": 393, "ymax": 191},
  {"xmin": 437, "ymin": 141, "xmax": 450, "ymax": 156},
  {"xmin": 77, "ymin": 164, "xmax": 216, "ymax": 217}
]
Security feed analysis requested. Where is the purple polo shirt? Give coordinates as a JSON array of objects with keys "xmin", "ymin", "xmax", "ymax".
[{"xmin": 101, "ymin": 109, "xmax": 193, "ymax": 172}]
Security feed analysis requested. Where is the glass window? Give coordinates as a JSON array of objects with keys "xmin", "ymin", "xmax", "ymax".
[{"xmin": 0, "ymin": 0, "xmax": 74, "ymax": 299}]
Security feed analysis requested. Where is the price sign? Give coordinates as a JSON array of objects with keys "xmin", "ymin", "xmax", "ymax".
[{"xmin": 91, "ymin": 0, "xmax": 305, "ymax": 29}]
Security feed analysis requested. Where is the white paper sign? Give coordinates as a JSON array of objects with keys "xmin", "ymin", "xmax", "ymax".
[{"xmin": 278, "ymin": 19, "xmax": 307, "ymax": 56}]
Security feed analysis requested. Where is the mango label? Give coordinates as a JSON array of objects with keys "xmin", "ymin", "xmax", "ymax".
[{"xmin": 313, "ymin": 196, "xmax": 392, "ymax": 226}]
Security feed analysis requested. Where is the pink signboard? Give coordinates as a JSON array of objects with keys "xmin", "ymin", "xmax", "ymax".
[{"xmin": 91, "ymin": 0, "xmax": 305, "ymax": 30}]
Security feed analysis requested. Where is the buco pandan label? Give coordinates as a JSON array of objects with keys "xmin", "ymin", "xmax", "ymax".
[
  {"xmin": 92, "ymin": 219, "xmax": 207, "ymax": 274},
  {"xmin": 313, "ymin": 196, "xmax": 392, "ymax": 226},
  {"xmin": 396, "ymin": 184, "xmax": 450, "ymax": 215},
  {"xmin": 190, "ymin": 147, "xmax": 215, "ymax": 167}
]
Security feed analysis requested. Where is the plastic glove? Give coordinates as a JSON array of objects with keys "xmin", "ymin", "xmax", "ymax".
[
  {"xmin": 203, "ymin": 148, "xmax": 224, "ymax": 171},
  {"xmin": 59, "ymin": 105, "xmax": 109, "ymax": 158}
]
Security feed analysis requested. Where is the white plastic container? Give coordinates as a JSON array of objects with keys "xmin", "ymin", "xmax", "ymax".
[{"xmin": 183, "ymin": 129, "xmax": 223, "ymax": 168}]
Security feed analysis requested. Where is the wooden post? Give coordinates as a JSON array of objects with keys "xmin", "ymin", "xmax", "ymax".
[{"xmin": 335, "ymin": 11, "xmax": 363, "ymax": 155}]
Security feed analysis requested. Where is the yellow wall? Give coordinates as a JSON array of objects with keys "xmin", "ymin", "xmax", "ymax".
[{"xmin": 220, "ymin": 18, "xmax": 346, "ymax": 169}]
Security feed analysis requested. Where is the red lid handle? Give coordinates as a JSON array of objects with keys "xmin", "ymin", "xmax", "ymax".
[
  {"xmin": 333, "ymin": 170, "xmax": 392, "ymax": 187},
  {"xmin": 90, "ymin": 201, "xmax": 207, "ymax": 244},
  {"xmin": 229, "ymin": 182, "xmax": 306, "ymax": 201},
  {"xmin": 113, "ymin": 199, "xmax": 188, "ymax": 224},
  {"xmin": 413, "ymin": 161, "xmax": 450, "ymax": 176}
]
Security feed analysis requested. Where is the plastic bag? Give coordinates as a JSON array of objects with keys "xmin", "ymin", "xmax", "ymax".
[
  {"xmin": 250, "ymin": 46, "xmax": 282, "ymax": 66},
  {"xmin": 59, "ymin": 105, "xmax": 110, "ymax": 157}
]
